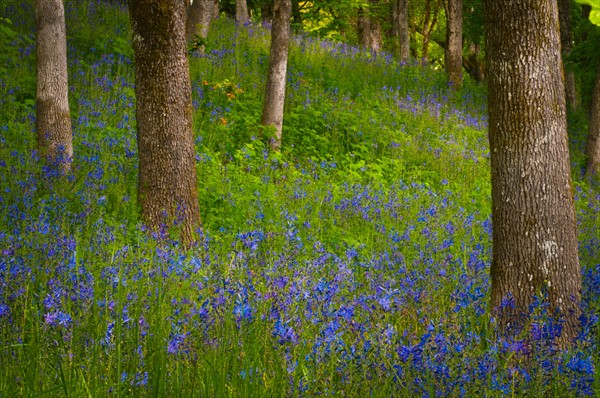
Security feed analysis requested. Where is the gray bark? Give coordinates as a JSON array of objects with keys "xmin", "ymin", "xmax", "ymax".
[
  {"xmin": 391, "ymin": 0, "xmax": 410, "ymax": 62},
  {"xmin": 35, "ymin": 0, "xmax": 72, "ymax": 173},
  {"xmin": 236, "ymin": 0, "xmax": 249, "ymax": 23},
  {"xmin": 129, "ymin": 0, "xmax": 202, "ymax": 245},
  {"xmin": 444, "ymin": 0, "xmax": 462, "ymax": 89},
  {"xmin": 261, "ymin": 0, "xmax": 292, "ymax": 151},
  {"xmin": 357, "ymin": 1, "xmax": 383, "ymax": 53},
  {"xmin": 186, "ymin": 0, "xmax": 214, "ymax": 42},
  {"xmin": 586, "ymin": 66, "xmax": 600, "ymax": 175},
  {"xmin": 484, "ymin": 0, "xmax": 581, "ymax": 345}
]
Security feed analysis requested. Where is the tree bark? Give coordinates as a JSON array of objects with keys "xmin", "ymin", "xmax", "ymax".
[
  {"xmin": 35, "ymin": 0, "xmax": 72, "ymax": 173},
  {"xmin": 129, "ymin": 0, "xmax": 202, "ymax": 245},
  {"xmin": 357, "ymin": 1, "xmax": 383, "ymax": 53},
  {"xmin": 444, "ymin": 0, "xmax": 462, "ymax": 89},
  {"xmin": 484, "ymin": 0, "xmax": 581, "ymax": 345},
  {"xmin": 186, "ymin": 0, "xmax": 214, "ymax": 43},
  {"xmin": 391, "ymin": 0, "xmax": 410, "ymax": 62},
  {"xmin": 558, "ymin": 0, "xmax": 579, "ymax": 111},
  {"xmin": 261, "ymin": 0, "xmax": 292, "ymax": 151},
  {"xmin": 236, "ymin": 0, "xmax": 249, "ymax": 23},
  {"xmin": 586, "ymin": 65, "xmax": 600, "ymax": 175},
  {"xmin": 212, "ymin": 0, "xmax": 219, "ymax": 19}
]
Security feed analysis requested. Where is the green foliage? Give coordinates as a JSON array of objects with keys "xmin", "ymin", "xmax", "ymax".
[{"xmin": 576, "ymin": 0, "xmax": 600, "ymax": 25}]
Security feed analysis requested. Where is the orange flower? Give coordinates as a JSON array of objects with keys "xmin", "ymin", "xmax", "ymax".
[{"xmin": 219, "ymin": 118, "xmax": 227, "ymax": 126}]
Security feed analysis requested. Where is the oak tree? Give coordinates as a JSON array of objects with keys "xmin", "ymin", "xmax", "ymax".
[
  {"xmin": 484, "ymin": 0, "xmax": 582, "ymax": 345},
  {"xmin": 35, "ymin": 0, "xmax": 72, "ymax": 173},
  {"xmin": 129, "ymin": 0, "xmax": 202, "ymax": 245}
]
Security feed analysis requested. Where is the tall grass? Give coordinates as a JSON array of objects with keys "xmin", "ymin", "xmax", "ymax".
[{"xmin": 0, "ymin": 1, "xmax": 599, "ymax": 396}]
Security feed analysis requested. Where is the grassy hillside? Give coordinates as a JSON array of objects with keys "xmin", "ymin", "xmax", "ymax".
[{"xmin": 0, "ymin": 1, "xmax": 599, "ymax": 396}]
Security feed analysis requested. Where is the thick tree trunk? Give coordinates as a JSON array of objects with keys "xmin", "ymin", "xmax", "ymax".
[
  {"xmin": 35, "ymin": 0, "xmax": 72, "ymax": 173},
  {"xmin": 444, "ymin": 0, "xmax": 462, "ymax": 89},
  {"xmin": 558, "ymin": 0, "xmax": 579, "ymax": 111},
  {"xmin": 236, "ymin": 0, "xmax": 249, "ymax": 23},
  {"xmin": 357, "ymin": 1, "xmax": 383, "ymax": 53},
  {"xmin": 186, "ymin": 0, "xmax": 214, "ymax": 43},
  {"xmin": 129, "ymin": 0, "xmax": 202, "ymax": 245},
  {"xmin": 484, "ymin": 0, "xmax": 581, "ymax": 345},
  {"xmin": 261, "ymin": 0, "xmax": 291, "ymax": 151},
  {"xmin": 586, "ymin": 66, "xmax": 600, "ymax": 175},
  {"xmin": 391, "ymin": 0, "xmax": 410, "ymax": 62}
]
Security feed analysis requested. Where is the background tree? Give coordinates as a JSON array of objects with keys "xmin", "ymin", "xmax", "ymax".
[
  {"xmin": 186, "ymin": 0, "xmax": 215, "ymax": 43},
  {"xmin": 35, "ymin": 0, "xmax": 72, "ymax": 173},
  {"xmin": 390, "ymin": 0, "xmax": 410, "ymax": 62},
  {"xmin": 357, "ymin": 0, "xmax": 383, "ymax": 53},
  {"xmin": 261, "ymin": 0, "xmax": 292, "ymax": 151},
  {"xmin": 484, "ymin": 0, "xmax": 582, "ymax": 344},
  {"xmin": 236, "ymin": 0, "xmax": 249, "ymax": 23},
  {"xmin": 586, "ymin": 65, "xmax": 600, "ymax": 174},
  {"xmin": 444, "ymin": 0, "xmax": 462, "ymax": 88},
  {"xmin": 129, "ymin": 0, "xmax": 202, "ymax": 245},
  {"xmin": 421, "ymin": 0, "xmax": 441, "ymax": 65}
]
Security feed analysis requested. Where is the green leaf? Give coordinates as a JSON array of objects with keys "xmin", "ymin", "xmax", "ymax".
[{"xmin": 576, "ymin": 0, "xmax": 600, "ymax": 26}]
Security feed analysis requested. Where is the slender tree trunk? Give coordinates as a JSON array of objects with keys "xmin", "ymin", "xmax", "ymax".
[
  {"xmin": 357, "ymin": 1, "xmax": 383, "ymax": 53},
  {"xmin": 186, "ymin": 0, "xmax": 214, "ymax": 43},
  {"xmin": 236, "ymin": 0, "xmax": 249, "ymax": 23},
  {"xmin": 395, "ymin": 0, "xmax": 410, "ymax": 62},
  {"xmin": 261, "ymin": 0, "xmax": 292, "ymax": 151},
  {"xmin": 129, "ymin": 0, "xmax": 202, "ymax": 246},
  {"xmin": 444, "ymin": 0, "xmax": 462, "ymax": 89},
  {"xmin": 35, "ymin": 0, "xmax": 72, "ymax": 173},
  {"xmin": 558, "ymin": 0, "xmax": 579, "ymax": 111},
  {"xmin": 212, "ymin": 0, "xmax": 219, "ymax": 19},
  {"xmin": 421, "ymin": 0, "xmax": 440, "ymax": 65},
  {"xmin": 484, "ymin": 0, "xmax": 581, "ymax": 345},
  {"xmin": 586, "ymin": 65, "xmax": 600, "ymax": 175}
]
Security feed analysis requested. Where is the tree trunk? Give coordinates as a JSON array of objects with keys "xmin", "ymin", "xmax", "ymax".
[
  {"xmin": 484, "ymin": 0, "xmax": 581, "ymax": 345},
  {"xmin": 444, "ymin": 0, "xmax": 462, "ymax": 89},
  {"xmin": 261, "ymin": 0, "xmax": 291, "ymax": 151},
  {"xmin": 236, "ymin": 0, "xmax": 249, "ymax": 23},
  {"xmin": 586, "ymin": 65, "xmax": 600, "ymax": 175},
  {"xmin": 291, "ymin": 0, "xmax": 302, "ymax": 28},
  {"xmin": 391, "ymin": 0, "xmax": 410, "ymax": 62},
  {"xmin": 357, "ymin": 1, "xmax": 383, "ymax": 53},
  {"xmin": 129, "ymin": 0, "xmax": 202, "ymax": 246},
  {"xmin": 35, "ymin": 0, "xmax": 72, "ymax": 173},
  {"xmin": 558, "ymin": 0, "xmax": 579, "ymax": 111},
  {"xmin": 421, "ymin": 0, "xmax": 440, "ymax": 65},
  {"xmin": 186, "ymin": 0, "xmax": 214, "ymax": 43},
  {"xmin": 212, "ymin": 0, "xmax": 219, "ymax": 19}
]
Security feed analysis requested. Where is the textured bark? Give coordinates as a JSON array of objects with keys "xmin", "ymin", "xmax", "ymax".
[
  {"xmin": 586, "ymin": 66, "xmax": 600, "ymax": 175},
  {"xmin": 357, "ymin": 1, "xmax": 383, "ymax": 53},
  {"xmin": 558, "ymin": 0, "xmax": 579, "ymax": 111},
  {"xmin": 421, "ymin": 0, "xmax": 440, "ymax": 65},
  {"xmin": 484, "ymin": 0, "xmax": 581, "ymax": 345},
  {"xmin": 261, "ymin": 0, "xmax": 291, "ymax": 151},
  {"xmin": 35, "ymin": 0, "xmax": 72, "ymax": 173},
  {"xmin": 444, "ymin": 0, "xmax": 462, "ymax": 89},
  {"xmin": 129, "ymin": 0, "xmax": 201, "ymax": 245},
  {"xmin": 212, "ymin": 0, "xmax": 219, "ymax": 19},
  {"xmin": 186, "ymin": 0, "xmax": 214, "ymax": 42},
  {"xmin": 391, "ymin": 0, "xmax": 410, "ymax": 62},
  {"xmin": 236, "ymin": 0, "xmax": 249, "ymax": 23}
]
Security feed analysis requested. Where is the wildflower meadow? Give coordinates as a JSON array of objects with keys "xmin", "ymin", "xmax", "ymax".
[{"xmin": 1, "ymin": 1, "xmax": 600, "ymax": 396}]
